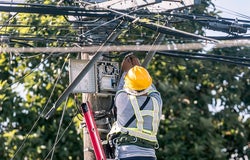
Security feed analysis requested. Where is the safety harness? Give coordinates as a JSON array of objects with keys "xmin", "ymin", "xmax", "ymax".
[{"xmin": 109, "ymin": 90, "xmax": 160, "ymax": 149}]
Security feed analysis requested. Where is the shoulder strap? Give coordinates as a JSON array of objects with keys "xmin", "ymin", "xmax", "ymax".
[{"xmin": 124, "ymin": 96, "xmax": 150, "ymax": 127}]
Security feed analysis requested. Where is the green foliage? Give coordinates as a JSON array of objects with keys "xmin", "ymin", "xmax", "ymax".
[
  {"xmin": 151, "ymin": 52, "xmax": 250, "ymax": 159},
  {"xmin": 0, "ymin": 1, "xmax": 82, "ymax": 159},
  {"xmin": 0, "ymin": 51, "xmax": 82, "ymax": 159}
]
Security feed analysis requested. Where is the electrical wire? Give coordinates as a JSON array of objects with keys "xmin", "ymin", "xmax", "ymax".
[
  {"xmin": 0, "ymin": 24, "xmax": 73, "ymax": 28},
  {"xmin": 77, "ymin": 7, "xmax": 146, "ymax": 38},
  {"xmin": 2, "ymin": 53, "xmax": 52, "ymax": 92},
  {"xmin": 10, "ymin": 36, "xmax": 79, "ymax": 44},
  {"xmin": 50, "ymin": 96, "xmax": 68, "ymax": 160},
  {"xmin": 215, "ymin": 5, "xmax": 250, "ymax": 20},
  {"xmin": 11, "ymin": 53, "xmax": 70, "ymax": 159},
  {"xmin": 73, "ymin": 93, "xmax": 84, "ymax": 121},
  {"xmin": 163, "ymin": 12, "xmax": 250, "ymax": 24},
  {"xmin": 157, "ymin": 51, "xmax": 250, "ymax": 67},
  {"xmin": 170, "ymin": 50, "xmax": 250, "ymax": 60},
  {"xmin": 1, "ymin": 1, "xmax": 250, "ymax": 46},
  {"xmin": 103, "ymin": 48, "xmax": 250, "ymax": 67},
  {"xmin": 78, "ymin": 1, "xmax": 217, "ymax": 42},
  {"xmin": 43, "ymin": 112, "xmax": 76, "ymax": 160},
  {"xmin": 20, "ymin": 53, "xmax": 43, "ymax": 59},
  {"xmin": 3, "ymin": 2, "xmax": 250, "ymax": 47},
  {"xmin": 79, "ymin": 14, "xmax": 124, "ymax": 37},
  {"xmin": 0, "ymin": 12, "xmax": 18, "ymax": 31},
  {"xmin": 151, "ymin": 51, "xmax": 250, "ymax": 82},
  {"xmin": 41, "ymin": 54, "xmax": 70, "ymax": 116}
]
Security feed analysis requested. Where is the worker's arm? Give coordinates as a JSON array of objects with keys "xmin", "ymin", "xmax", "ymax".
[
  {"xmin": 121, "ymin": 54, "xmax": 141, "ymax": 73},
  {"xmin": 117, "ymin": 72, "xmax": 126, "ymax": 90}
]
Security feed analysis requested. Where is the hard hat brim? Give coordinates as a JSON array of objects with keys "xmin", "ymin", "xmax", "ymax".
[{"xmin": 124, "ymin": 86, "xmax": 152, "ymax": 96}]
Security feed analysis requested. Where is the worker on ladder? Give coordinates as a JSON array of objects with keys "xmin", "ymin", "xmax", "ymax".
[{"xmin": 108, "ymin": 54, "xmax": 163, "ymax": 160}]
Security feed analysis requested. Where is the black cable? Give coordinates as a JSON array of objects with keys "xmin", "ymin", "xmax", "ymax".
[
  {"xmin": 2, "ymin": 53, "xmax": 52, "ymax": 92},
  {"xmin": 43, "ymin": 112, "xmax": 77, "ymax": 160},
  {"xmin": 157, "ymin": 51, "xmax": 250, "ymax": 67},
  {"xmin": 168, "ymin": 50, "xmax": 250, "ymax": 62},
  {"xmin": 73, "ymin": 94, "xmax": 84, "ymax": 121},
  {"xmin": 215, "ymin": 5, "xmax": 250, "ymax": 20},
  {"xmin": 0, "ymin": 2, "xmax": 112, "ymax": 17},
  {"xmin": 207, "ymin": 36, "xmax": 250, "ymax": 40},
  {"xmin": 10, "ymin": 53, "xmax": 70, "ymax": 159},
  {"xmin": 102, "ymin": 52, "xmax": 131, "ymax": 59},
  {"xmin": 165, "ymin": 12, "xmax": 250, "ymax": 24},
  {"xmin": 50, "ymin": 96, "xmax": 68, "ymax": 160}
]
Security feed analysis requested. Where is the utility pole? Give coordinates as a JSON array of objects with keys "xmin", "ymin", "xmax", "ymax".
[
  {"xmin": 81, "ymin": 52, "xmax": 115, "ymax": 160},
  {"xmin": 81, "ymin": 53, "xmax": 95, "ymax": 160},
  {"xmin": 80, "ymin": 20, "xmax": 123, "ymax": 159}
]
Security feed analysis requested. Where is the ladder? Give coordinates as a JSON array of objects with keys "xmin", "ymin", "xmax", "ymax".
[{"xmin": 81, "ymin": 101, "xmax": 107, "ymax": 160}]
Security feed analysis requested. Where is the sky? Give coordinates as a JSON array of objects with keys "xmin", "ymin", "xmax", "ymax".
[
  {"xmin": 207, "ymin": 0, "xmax": 250, "ymax": 36},
  {"xmin": 212, "ymin": 0, "xmax": 250, "ymax": 18}
]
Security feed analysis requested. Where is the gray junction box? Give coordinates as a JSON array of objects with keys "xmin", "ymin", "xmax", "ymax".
[{"xmin": 69, "ymin": 59, "xmax": 119, "ymax": 94}]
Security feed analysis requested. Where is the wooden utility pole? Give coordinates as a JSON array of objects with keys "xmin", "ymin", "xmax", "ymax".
[
  {"xmin": 81, "ymin": 53, "xmax": 95, "ymax": 160},
  {"xmin": 81, "ymin": 53, "xmax": 112, "ymax": 160}
]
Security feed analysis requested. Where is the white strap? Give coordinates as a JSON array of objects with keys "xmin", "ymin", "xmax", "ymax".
[{"xmin": 129, "ymin": 95, "xmax": 144, "ymax": 131}]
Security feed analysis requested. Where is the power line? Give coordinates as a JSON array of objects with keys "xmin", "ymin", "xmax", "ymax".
[
  {"xmin": 215, "ymin": 5, "xmax": 250, "ymax": 20},
  {"xmin": 157, "ymin": 51, "xmax": 250, "ymax": 67},
  {"xmin": 0, "ymin": 2, "xmax": 111, "ymax": 17},
  {"xmin": 50, "ymin": 96, "xmax": 68, "ymax": 160},
  {"xmin": 82, "ymin": 1, "xmax": 218, "ymax": 42},
  {"xmin": 11, "ymin": 53, "xmax": 70, "ymax": 159},
  {"xmin": 43, "ymin": 113, "xmax": 76, "ymax": 160},
  {"xmin": 0, "ymin": 2, "xmax": 218, "ymax": 41},
  {"xmin": 2, "ymin": 53, "xmax": 52, "ymax": 91}
]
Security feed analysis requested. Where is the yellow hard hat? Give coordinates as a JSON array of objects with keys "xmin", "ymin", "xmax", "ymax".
[{"xmin": 124, "ymin": 65, "xmax": 152, "ymax": 91}]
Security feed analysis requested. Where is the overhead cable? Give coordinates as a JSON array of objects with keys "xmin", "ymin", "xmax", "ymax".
[
  {"xmin": 11, "ymin": 53, "xmax": 70, "ymax": 159},
  {"xmin": 43, "ymin": 114, "xmax": 75, "ymax": 160},
  {"xmin": 215, "ymin": 5, "xmax": 250, "ymax": 20},
  {"xmin": 50, "ymin": 96, "xmax": 68, "ymax": 160},
  {"xmin": 80, "ymin": 1, "xmax": 218, "ymax": 42},
  {"xmin": 157, "ymin": 52, "xmax": 250, "ymax": 67}
]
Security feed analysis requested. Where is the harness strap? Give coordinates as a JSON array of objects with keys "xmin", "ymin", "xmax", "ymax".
[
  {"xmin": 124, "ymin": 96, "xmax": 150, "ymax": 127},
  {"xmin": 115, "ymin": 134, "xmax": 158, "ymax": 149}
]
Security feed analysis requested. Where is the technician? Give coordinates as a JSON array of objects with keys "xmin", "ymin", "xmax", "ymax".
[{"xmin": 108, "ymin": 54, "xmax": 163, "ymax": 160}]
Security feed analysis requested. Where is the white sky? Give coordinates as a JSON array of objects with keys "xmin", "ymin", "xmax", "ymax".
[
  {"xmin": 212, "ymin": 0, "xmax": 250, "ymax": 18},
  {"xmin": 207, "ymin": 0, "xmax": 250, "ymax": 36}
]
